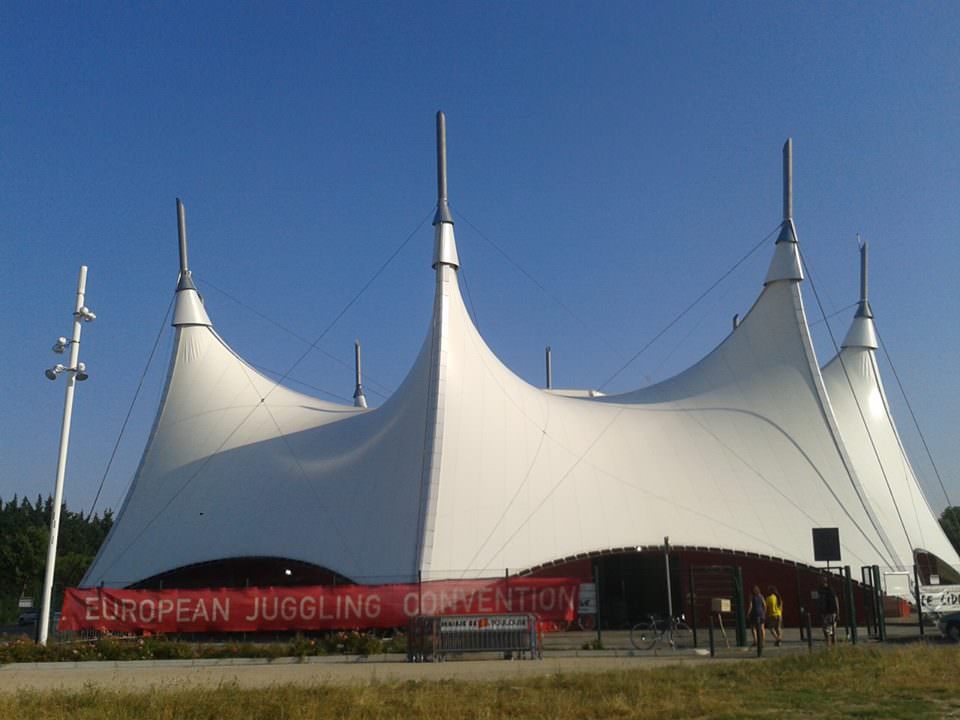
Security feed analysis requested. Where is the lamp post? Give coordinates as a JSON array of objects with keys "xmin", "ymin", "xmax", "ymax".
[{"xmin": 38, "ymin": 265, "xmax": 95, "ymax": 645}]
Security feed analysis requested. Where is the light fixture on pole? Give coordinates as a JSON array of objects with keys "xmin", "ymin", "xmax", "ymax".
[{"xmin": 38, "ymin": 265, "xmax": 95, "ymax": 646}]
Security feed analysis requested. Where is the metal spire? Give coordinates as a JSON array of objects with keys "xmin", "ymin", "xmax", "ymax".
[
  {"xmin": 841, "ymin": 235, "xmax": 878, "ymax": 349},
  {"xmin": 855, "ymin": 235, "xmax": 874, "ymax": 319},
  {"xmin": 545, "ymin": 346, "xmax": 553, "ymax": 389},
  {"xmin": 176, "ymin": 198, "xmax": 197, "ymax": 291},
  {"xmin": 353, "ymin": 340, "xmax": 367, "ymax": 408},
  {"xmin": 172, "ymin": 198, "xmax": 212, "ymax": 327},
  {"xmin": 431, "ymin": 112, "xmax": 460, "ymax": 269},
  {"xmin": 775, "ymin": 138, "xmax": 797, "ymax": 245},
  {"xmin": 764, "ymin": 138, "xmax": 804, "ymax": 285},
  {"xmin": 433, "ymin": 111, "xmax": 453, "ymax": 226},
  {"xmin": 783, "ymin": 138, "xmax": 793, "ymax": 223}
]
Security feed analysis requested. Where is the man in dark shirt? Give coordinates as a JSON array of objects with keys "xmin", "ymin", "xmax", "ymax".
[{"xmin": 818, "ymin": 574, "xmax": 839, "ymax": 645}]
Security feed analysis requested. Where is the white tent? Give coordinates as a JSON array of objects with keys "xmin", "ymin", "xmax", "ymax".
[{"xmin": 82, "ymin": 116, "xmax": 959, "ymax": 589}]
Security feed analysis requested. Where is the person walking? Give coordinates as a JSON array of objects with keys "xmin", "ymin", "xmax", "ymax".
[
  {"xmin": 749, "ymin": 585, "xmax": 766, "ymax": 649},
  {"xmin": 818, "ymin": 574, "xmax": 839, "ymax": 646},
  {"xmin": 765, "ymin": 585, "xmax": 783, "ymax": 646}
]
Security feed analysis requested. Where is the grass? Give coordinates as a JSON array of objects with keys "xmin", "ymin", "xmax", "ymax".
[{"xmin": 2, "ymin": 644, "xmax": 959, "ymax": 719}]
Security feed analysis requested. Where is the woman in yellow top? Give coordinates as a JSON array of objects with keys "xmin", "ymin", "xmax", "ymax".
[{"xmin": 765, "ymin": 586, "xmax": 783, "ymax": 646}]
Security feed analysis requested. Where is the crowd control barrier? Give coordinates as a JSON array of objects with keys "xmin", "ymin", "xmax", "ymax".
[{"xmin": 407, "ymin": 613, "xmax": 541, "ymax": 661}]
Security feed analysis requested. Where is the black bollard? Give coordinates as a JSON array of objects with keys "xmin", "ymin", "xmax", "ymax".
[{"xmin": 805, "ymin": 612, "xmax": 813, "ymax": 653}]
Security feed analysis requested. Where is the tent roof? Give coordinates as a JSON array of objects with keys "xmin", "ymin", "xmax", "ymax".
[{"xmin": 82, "ymin": 128, "xmax": 959, "ymax": 588}]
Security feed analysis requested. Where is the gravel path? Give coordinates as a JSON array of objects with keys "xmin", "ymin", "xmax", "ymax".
[{"xmin": 0, "ymin": 654, "xmax": 721, "ymax": 691}]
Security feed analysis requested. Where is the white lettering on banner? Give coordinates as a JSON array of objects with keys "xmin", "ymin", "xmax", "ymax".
[
  {"xmin": 63, "ymin": 580, "xmax": 578, "ymax": 632},
  {"xmin": 176, "ymin": 598, "xmax": 190, "ymax": 623},
  {"xmin": 84, "ymin": 597, "xmax": 100, "ymax": 622},
  {"xmin": 366, "ymin": 594, "xmax": 381, "ymax": 618},
  {"xmin": 192, "ymin": 599, "xmax": 210, "ymax": 622},
  {"xmin": 920, "ymin": 585, "xmax": 960, "ymax": 614},
  {"xmin": 344, "ymin": 594, "xmax": 362, "ymax": 619},
  {"xmin": 539, "ymin": 587, "xmax": 556, "ymax": 611},
  {"xmin": 300, "ymin": 596, "xmax": 316, "ymax": 620},
  {"xmin": 281, "ymin": 596, "xmax": 297, "ymax": 621}
]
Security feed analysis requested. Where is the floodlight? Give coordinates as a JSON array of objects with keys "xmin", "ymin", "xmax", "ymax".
[
  {"xmin": 45, "ymin": 364, "xmax": 65, "ymax": 381},
  {"xmin": 75, "ymin": 363, "xmax": 89, "ymax": 382},
  {"xmin": 52, "ymin": 337, "xmax": 68, "ymax": 354},
  {"xmin": 75, "ymin": 306, "xmax": 96, "ymax": 322},
  {"xmin": 284, "ymin": 568, "xmax": 292, "ymax": 576}
]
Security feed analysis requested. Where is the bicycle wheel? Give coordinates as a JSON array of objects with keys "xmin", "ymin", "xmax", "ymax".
[
  {"xmin": 669, "ymin": 621, "xmax": 693, "ymax": 649},
  {"xmin": 630, "ymin": 622, "xmax": 658, "ymax": 650}
]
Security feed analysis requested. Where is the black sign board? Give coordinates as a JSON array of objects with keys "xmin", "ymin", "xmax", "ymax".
[{"xmin": 812, "ymin": 528, "xmax": 841, "ymax": 562}]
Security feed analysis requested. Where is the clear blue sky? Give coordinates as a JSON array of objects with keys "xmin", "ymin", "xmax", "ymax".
[{"xmin": 3, "ymin": 2, "xmax": 959, "ymax": 519}]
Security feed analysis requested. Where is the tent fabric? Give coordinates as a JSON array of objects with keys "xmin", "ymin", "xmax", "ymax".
[{"xmin": 82, "ymin": 216, "xmax": 959, "ymax": 590}]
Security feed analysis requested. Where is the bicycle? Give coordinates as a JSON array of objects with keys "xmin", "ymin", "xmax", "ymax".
[{"xmin": 630, "ymin": 614, "xmax": 692, "ymax": 650}]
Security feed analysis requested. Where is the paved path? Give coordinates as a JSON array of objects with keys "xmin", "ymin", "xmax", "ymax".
[{"xmin": 0, "ymin": 654, "xmax": 730, "ymax": 692}]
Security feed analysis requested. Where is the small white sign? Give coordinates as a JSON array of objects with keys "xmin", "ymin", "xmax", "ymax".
[
  {"xmin": 920, "ymin": 585, "xmax": 960, "ymax": 614},
  {"xmin": 18, "ymin": 597, "xmax": 33, "ymax": 609},
  {"xmin": 578, "ymin": 583, "xmax": 597, "ymax": 615},
  {"xmin": 884, "ymin": 571, "xmax": 911, "ymax": 597}
]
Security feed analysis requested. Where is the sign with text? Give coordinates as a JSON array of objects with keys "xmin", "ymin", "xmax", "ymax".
[
  {"xmin": 919, "ymin": 585, "xmax": 960, "ymax": 615},
  {"xmin": 59, "ymin": 578, "xmax": 578, "ymax": 633}
]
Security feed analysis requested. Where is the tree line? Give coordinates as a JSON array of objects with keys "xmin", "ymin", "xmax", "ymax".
[
  {"xmin": 940, "ymin": 507, "xmax": 960, "ymax": 562},
  {"xmin": 0, "ymin": 495, "xmax": 112, "ymax": 624}
]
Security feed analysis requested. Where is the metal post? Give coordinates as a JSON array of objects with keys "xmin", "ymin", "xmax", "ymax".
[
  {"xmin": 353, "ymin": 340, "xmax": 367, "ymax": 408},
  {"xmin": 545, "ymin": 346, "xmax": 552, "ymax": 389},
  {"xmin": 39, "ymin": 266, "xmax": 91, "ymax": 646},
  {"xmin": 872, "ymin": 565, "xmax": 886, "ymax": 641},
  {"xmin": 594, "ymin": 562, "xmax": 602, "ymax": 647},
  {"xmin": 663, "ymin": 537, "xmax": 673, "ymax": 645},
  {"xmin": 805, "ymin": 611, "xmax": 813, "ymax": 653},
  {"xmin": 913, "ymin": 564, "xmax": 924, "ymax": 638},
  {"xmin": 418, "ymin": 569, "xmax": 423, "ymax": 617},
  {"xmin": 783, "ymin": 138, "xmax": 793, "ymax": 222},
  {"xmin": 733, "ymin": 566, "xmax": 746, "ymax": 648},
  {"xmin": 860, "ymin": 566, "xmax": 875, "ymax": 637},
  {"xmin": 795, "ymin": 565, "xmax": 805, "ymax": 640},
  {"xmin": 843, "ymin": 566, "xmax": 857, "ymax": 644},
  {"xmin": 689, "ymin": 566, "xmax": 698, "ymax": 648}
]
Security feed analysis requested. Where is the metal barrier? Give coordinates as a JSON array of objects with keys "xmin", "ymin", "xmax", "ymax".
[{"xmin": 407, "ymin": 614, "xmax": 541, "ymax": 661}]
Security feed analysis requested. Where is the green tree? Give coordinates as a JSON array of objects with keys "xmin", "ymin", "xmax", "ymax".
[
  {"xmin": 941, "ymin": 507, "xmax": 960, "ymax": 556},
  {"xmin": 0, "ymin": 495, "xmax": 113, "ymax": 623}
]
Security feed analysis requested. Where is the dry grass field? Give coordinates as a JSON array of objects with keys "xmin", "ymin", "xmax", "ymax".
[{"xmin": 2, "ymin": 644, "xmax": 958, "ymax": 719}]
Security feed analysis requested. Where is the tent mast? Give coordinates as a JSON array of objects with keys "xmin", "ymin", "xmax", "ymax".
[
  {"xmin": 432, "ymin": 111, "xmax": 459, "ymax": 269},
  {"xmin": 353, "ymin": 340, "xmax": 367, "ymax": 408}
]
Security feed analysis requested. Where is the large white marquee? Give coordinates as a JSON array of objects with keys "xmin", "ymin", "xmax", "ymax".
[{"xmin": 82, "ymin": 115, "xmax": 960, "ymax": 589}]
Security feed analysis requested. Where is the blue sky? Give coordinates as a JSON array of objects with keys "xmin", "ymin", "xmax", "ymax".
[{"xmin": 2, "ymin": 1, "xmax": 959, "ymax": 519}]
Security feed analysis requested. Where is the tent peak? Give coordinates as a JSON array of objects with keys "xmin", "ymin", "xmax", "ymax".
[
  {"xmin": 764, "ymin": 140, "xmax": 803, "ymax": 285},
  {"xmin": 842, "ymin": 236, "xmax": 878, "ymax": 349},
  {"xmin": 432, "ymin": 112, "xmax": 460, "ymax": 270},
  {"xmin": 172, "ymin": 198, "xmax": 212, "ymax": 327}
]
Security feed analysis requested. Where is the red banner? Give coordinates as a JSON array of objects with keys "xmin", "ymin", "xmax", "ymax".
[{"xmin": 59, "ymin": 578, "xmax": 578, "ymax": 633}]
